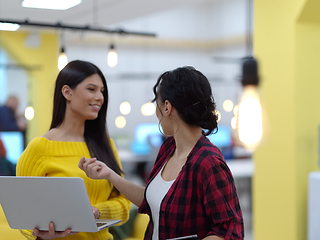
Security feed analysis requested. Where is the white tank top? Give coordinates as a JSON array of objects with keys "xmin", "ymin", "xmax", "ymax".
[{"xmin": 146, "ymin": 163, "xmax": 175, "ymax": 240}]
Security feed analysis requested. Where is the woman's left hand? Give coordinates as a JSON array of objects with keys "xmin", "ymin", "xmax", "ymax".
[
  {"xmin": 32, "ymin": 222, "xmax": 78, "ymax": 239},
  {"xmin": 92, "ymin": 206, "xmax": 100, "ymax": 219}
]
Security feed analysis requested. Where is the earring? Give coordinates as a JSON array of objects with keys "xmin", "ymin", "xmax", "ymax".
[
  {"xmin": 158, "ymin": 117, "xmax": 164, "ymax": 135},
  {"xmin": 158, "ymin": 115, "xmax": 179, "ymax": 137}
]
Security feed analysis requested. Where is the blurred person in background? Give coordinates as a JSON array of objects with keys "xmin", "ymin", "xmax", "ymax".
[
  {"xmin": 0, "ymin": 95, "xmax": 27, "ymax": 132},
  {"xmin": 0, "ymin": 138, "xmax": 15, "ymax": 176}
]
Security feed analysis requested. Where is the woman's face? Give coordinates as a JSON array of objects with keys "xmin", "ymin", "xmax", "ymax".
[{"xmin": 68, "ymin": 74, "xmax": 105, "ymax": 121}]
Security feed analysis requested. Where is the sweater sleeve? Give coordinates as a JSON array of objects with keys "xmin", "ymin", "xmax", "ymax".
[
  {"xmin": 16, "ymin": 137, "xmax": 48, "ymax": 240},
  {"xmin": 16, "ymin": 137, "xmax": 48, "ymax": 177},
  {"xmin": 93, "ymin": 139, "xmax": 131, "ymax": 225}
]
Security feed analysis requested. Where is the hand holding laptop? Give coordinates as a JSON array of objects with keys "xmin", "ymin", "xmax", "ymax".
[
  {"xmin": 32, "ymin": 206, "xmax": 100, "ymax": 239},
  {"xmin": 23, "ymin": 198, "xmax": 101, "ymax": 239},
  {"xmin": 32, "ymin": 222, "xmax": 79, "ymax": 239},
  {"xmin": 92, "ymin": 206, "xmax": 100, "ymax": 219}
]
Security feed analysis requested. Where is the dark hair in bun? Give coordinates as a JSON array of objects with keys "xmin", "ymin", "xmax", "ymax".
[{"xmin": 152, "ymin": 66, "xmax": 218, "ymax": 136}]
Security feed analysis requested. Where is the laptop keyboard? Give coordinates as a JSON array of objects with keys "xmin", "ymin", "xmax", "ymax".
[{"xmin": 96, "ymin": 223, "xmax": 106, "ymax": 227}]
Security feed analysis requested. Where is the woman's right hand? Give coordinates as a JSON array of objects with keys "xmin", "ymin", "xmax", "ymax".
[
  {"xmin": 33, "ymin": 222, "xmax": 78, "ymax": 239},
  {"xmin": 78, "ymin": 157, "xmax": 112, "ymax": 180},
  {"xmin": 80, "ymin": 157, "xmax": 146, "ymax": 208}
]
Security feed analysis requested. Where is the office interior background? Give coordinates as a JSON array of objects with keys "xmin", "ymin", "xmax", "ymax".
[{"xmin": 0, "ymin": 0, "xmax": 320, "ymax": 239}]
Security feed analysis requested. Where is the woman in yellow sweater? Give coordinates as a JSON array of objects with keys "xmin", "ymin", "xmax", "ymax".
[{"xmin": 16, "ymin": 60, "xmax": 131, "ymax": 240}]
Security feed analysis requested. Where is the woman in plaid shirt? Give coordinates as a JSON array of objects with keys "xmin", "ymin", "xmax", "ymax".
[{"xmin": 80, "ymin": 66, "xmax": 244, "ymax": 240}]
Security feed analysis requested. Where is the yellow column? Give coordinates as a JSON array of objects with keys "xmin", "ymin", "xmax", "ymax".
[
  {"xmin": 0, "ymin": 31, "xmax": 58, "ymax": 142},
  {"xmin": 253, "ymin": 0, "xmax": 320, "ymax": 239}
]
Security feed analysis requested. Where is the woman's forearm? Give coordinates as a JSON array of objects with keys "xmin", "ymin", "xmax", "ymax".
[
  {"xmin": 78, "ymin": 157, "xmax": 145, "ymax": 207},
  {"xmin": 202, "ymin": 235, "xmax": 224, "ymax": 240},
  {"xmin": 109, "ymin": 171, "xmax": 145, "ymax": 207}
]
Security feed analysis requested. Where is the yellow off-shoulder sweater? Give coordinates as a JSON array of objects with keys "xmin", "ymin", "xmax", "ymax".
[{"xmin": 16, "ymin": 137, "xmax": 131, "ymax": 240}]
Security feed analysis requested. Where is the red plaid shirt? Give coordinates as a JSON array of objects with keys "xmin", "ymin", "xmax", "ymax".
[{"xmin": 138, "ymin": 135, "xmax": 244, "ymax": 240}]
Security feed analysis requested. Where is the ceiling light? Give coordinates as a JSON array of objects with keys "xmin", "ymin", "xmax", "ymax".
[
  {"xmin": 223, "ymin": 99, "xmax": 234, "ymax": 112},
  {"xmin": 25, "ymin": 106, "xmax": 34, "ymax": 120},
  {"xmin": 233, "ymin": 105, "xmax": 239, "ymax": 116},
  {"xmin": 107, "ymin": 44, "xmax": 118, "ymax": 68},
  {"xmin": 231, "ymin": 116, "xmax": 237, "ymax": 129},
  {"xmin": 141, "ymin": 103, "xmax": 155, "ymax": 116},
  {"xmin": 22, "ymin": 0, "xmax": 82, "ymax": 10},
  {"xmin": 0, "ymin": 23, "xmax": 20, "ymax": 31},
  {"xmin": 58, "ymin": 47, "xmax": 68, "ymax": 71},
  {"xmin": 236, "ymin": 57, "xmax": 266, "ymax": 151},
  {"xmin": 215, "ymin": 110, "xmax": 221, "ymax": 122},
  {"xmin": 120, "ymin": 102, "xmax": 131, "ymax": 115},
  {"xmin": 115, "ymin": 116, "xmax": 126, "ymax": 129}
]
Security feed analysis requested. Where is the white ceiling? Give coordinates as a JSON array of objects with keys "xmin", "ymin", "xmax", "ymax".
[{"xmin": 0, "ymin": 0, "xmax": 214, "ymax": 29}]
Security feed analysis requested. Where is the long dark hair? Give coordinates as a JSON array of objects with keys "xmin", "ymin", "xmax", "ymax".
[
  {"xmin": 50, "ymin": 60, "xmax": 122, "ymax": 175},
  {"xmin": 152, "ymin": 66, "xmax": 218, "ymax": 136}
]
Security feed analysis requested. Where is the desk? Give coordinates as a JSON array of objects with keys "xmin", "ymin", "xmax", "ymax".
[
  {"xmin": 118, "ymin": 149, "xmax": 153, "ymax": 163},
  {"xmin": 226, "ymin": 159, "xmax": 254, "ymax": 178},
  {"xmin": 119, "ymin": 149, "xmax": 254, "ymax": 178}
]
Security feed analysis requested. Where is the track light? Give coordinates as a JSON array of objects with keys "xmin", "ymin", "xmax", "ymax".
[
  {"xmin": 58, "ymin": 47, "xmax": 68, "ymax": 71},
  {"xmin": 107, "ymin": 44, "xmax": 118, "ymax": 68}
]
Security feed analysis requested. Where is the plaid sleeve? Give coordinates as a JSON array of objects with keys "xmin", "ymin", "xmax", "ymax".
[{"xmin": 202, "ymin": 159, "xmax": 244, "ymax": 240}]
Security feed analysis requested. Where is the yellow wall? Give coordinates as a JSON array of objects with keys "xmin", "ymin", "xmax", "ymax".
[
  {"xmin": 254, "ymin": 0, "xmax": 320, "ymax": 239},
  {"xmin": 0, "ymin": 31, "xmax": 58, "ymax": 142},
  {"xmin": 0, "ymin": 30, "xmax": 58, "ymax": 239}
]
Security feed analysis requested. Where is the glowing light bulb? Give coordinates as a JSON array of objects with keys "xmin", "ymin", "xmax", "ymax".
[
  {"xmin": 58, "ymin": 47, "xmax": 68, "ymax": 70},
  {"xmin": 141, "ymin": 103, "xmax": 156, "ymax": 116},
  {"xmin": 237, "ymin": 85, "xmax": 263, "ymax": 150},
  {"xmin": 25, "ymin": 106, "xmax": 34, "ymax": 120},
  {"xmin": 231, "ymin": 116, "xmax": 237, "ymax": 129},
  {"xmin": 215, "ymin": 110, "xmax": 221, "ymax": 122},
  {"xmin": 115, "ymin": 116, "xmax": 126, "ymax": 128},
  {"xmin": 0, "ymin": 23, "xmax": 20, "ymax": 31},
  {"xmin": 233, "ymin": 105, "xmax": 239, "ymax": 116},
  {"xmin": 107, "ymin": 45, "xmax": 118, "ymax": 67},
  {"xmin": 223, "ymin": 99, "xmax": 234, "ymax": 112},
  {"xmin": 120, "ymin": 102, "xmax": 131, "ymax": 115},
  {"xmin": 235, "ymin": 57, "xmax": 266, "ymax": 151}
]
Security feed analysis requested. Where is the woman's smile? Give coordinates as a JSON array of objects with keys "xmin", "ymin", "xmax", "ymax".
[{"xmin": 90, "ymin": 104, "xmax": 101, "ymax": 111}]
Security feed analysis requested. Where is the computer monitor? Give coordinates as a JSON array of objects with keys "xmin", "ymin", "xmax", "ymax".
[
  {"xmin": 130, "ymin": 123, "xmax": 163, "ymax": 155},
  {"xmin": 130, "ymin": 123, "xmax": 232, "ymax": 156},
  {"xmin": 0, "ymin": 131, "xmax": 25, "ymax": 164},
  {"xmin": 207, "ymin": 125, "xmax": 232, "ymax": 148}
]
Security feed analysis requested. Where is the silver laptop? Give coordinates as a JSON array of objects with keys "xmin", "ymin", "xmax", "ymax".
[{"xmin": 0, "ymin": 176, "xmax": 121, "ymax": 232}]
